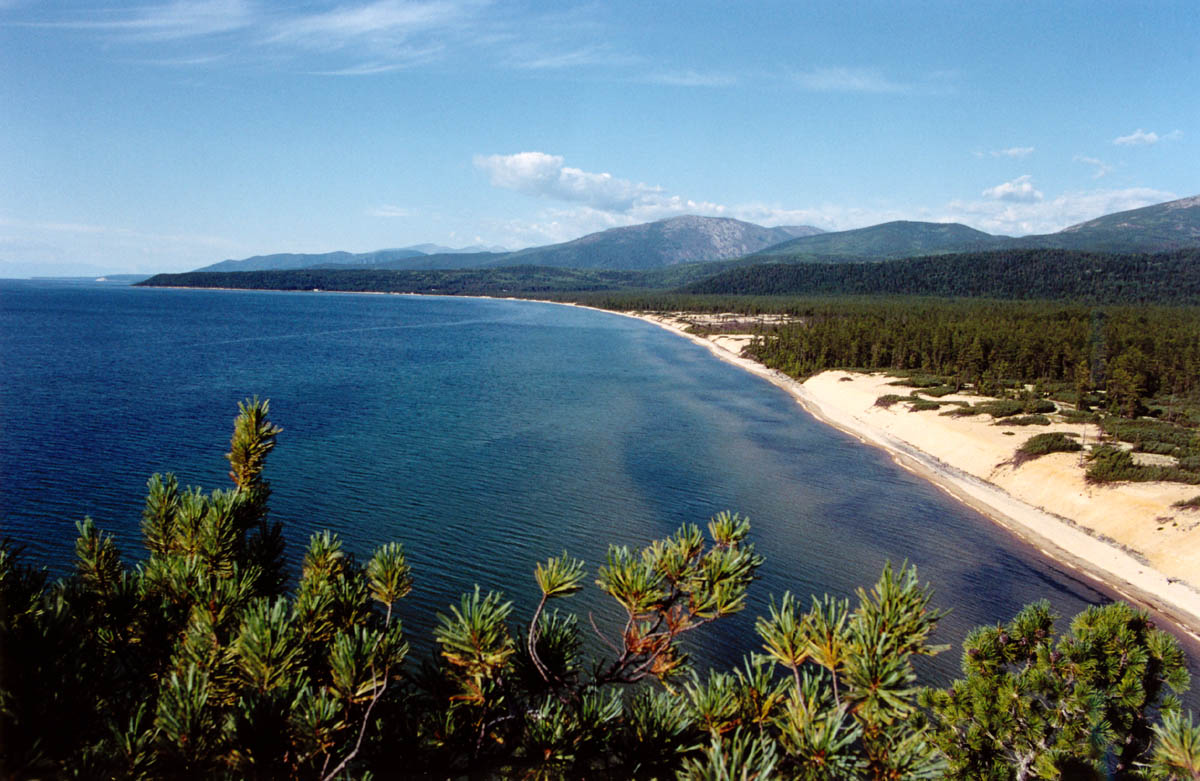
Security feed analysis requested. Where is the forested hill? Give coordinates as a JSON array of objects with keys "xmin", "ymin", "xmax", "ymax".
[
  {"xmin": 750, "ymin": 220, "xmax": 1003, "ymax": 260},
  {"xmin": 682, "ymin": 249, "xmax": 1200, "ymax": 303}
]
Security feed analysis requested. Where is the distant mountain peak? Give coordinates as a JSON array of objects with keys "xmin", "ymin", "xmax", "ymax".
[
  {"xmin": 496, "ymin": 215, "xmax": 814, "ymax": 270},
  {"xmin": 1167, "ymin": 195, "xmax": 1200, "ymax": 210},
  {"xmin": 752, "ymin": 219, "xmax": 1002, "ymax": 260},
  {"xmin": 1057, "ymin": 194, "xmax": 1200, "ymax": 246}
]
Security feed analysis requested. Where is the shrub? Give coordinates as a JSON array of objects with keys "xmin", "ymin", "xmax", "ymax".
[
  {"xmin": 909, "ymin": 399, "xmax": 942, "ymax": 412},
  {"xmin": 1013, "ymin": 432, "xmax": 1083, "ymax": 467},
  {"xmin": 944, "ymin": 400, "xmax": 1029, "ymax": 419},
  {"xmin": 1102, "ymin": 418, "xmax": 1197, "ymax": 452},
  {"xmin": 920, "ymin": 385, "xmax": 959, "ymax": 398},
  {"xmin": 1138, "ymin": 440, "xmax": 1180, "ymax": 456},
  {"xmin": 1087, "ymin": 446, "xmax": 1200, "ymax": 485},
  {"xmin": 980, "ymin": 400, "xmax": 1029, "ymax": 418},
  {"xmin": 1172, "ymin": 495, "xmax": 1200, "ymax": 509},
  {"xmin": 887, "ymin": 374, "xmax": 944, "ymax": 388},
  {"xmin": 997, "ymin": 415, "xmax": 1051, "ymax": 427},
  {"xmin": 874, "ymin": 394, "xmax": 904, "ymax": 408}
]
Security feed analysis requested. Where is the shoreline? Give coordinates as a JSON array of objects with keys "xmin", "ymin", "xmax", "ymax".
[
  {"xmin": 616, "ymin": 310, "xmax": 1200, "ymax": 642},
  {"xmin": 133, "ymin": 285, "xmax": 1200, "ymax": 640}
]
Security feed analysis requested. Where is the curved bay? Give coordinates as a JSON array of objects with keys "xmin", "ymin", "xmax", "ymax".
[{"xmin": 1, "ymin": 280, "xmax": 1195, "ymax": 696}]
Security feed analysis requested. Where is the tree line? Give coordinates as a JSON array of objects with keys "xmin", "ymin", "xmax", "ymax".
[
  {"xmin": 684, "ymin": 249, "xmax": 1200, "ymax": 304},
  {"xmin": 744, "ymin": 299, "xmax": 1200, "ymax": 411}
]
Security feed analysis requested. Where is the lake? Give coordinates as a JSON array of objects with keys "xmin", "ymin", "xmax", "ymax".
[{"xmin": 1, "ymin": 279, "xmax": 1195, "ymax": 696}]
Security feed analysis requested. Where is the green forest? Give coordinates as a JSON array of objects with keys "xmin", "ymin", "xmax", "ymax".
[
  {"xmin": 683, "ymin": 249, "xmax": 1200, "ymax": 303},
  {"xmin": 2, "ymin": 401, "xmax": 1199, "ymax": 779},
  {"xmin": 736, "ymin": 299, "xmax": 1200, "ymax": 487}
]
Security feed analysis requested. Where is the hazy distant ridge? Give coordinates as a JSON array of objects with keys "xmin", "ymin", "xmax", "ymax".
[
  {"xmin": 197, "ymin": 244, "xmax": 506, "ymax": 273},
  {"xmin": 190, "ymin": 194, "xmax": 1200, "ymax": 275}
]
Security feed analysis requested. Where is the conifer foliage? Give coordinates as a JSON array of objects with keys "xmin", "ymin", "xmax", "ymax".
[{"xmin": 1, "ymin": 400, "xmax": 1196, "ymax": 779}]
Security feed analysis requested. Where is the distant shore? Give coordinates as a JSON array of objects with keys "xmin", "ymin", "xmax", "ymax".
[{"xmin": 616, "ymin": 310, "xmax": 1200, "ymax": 641}]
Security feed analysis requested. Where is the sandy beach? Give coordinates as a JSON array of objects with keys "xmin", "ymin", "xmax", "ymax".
[{"xmin": 620, "ymin": 310, "xmax": 1200, "ymax": 639}]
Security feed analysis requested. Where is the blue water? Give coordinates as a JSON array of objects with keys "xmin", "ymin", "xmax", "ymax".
[{"xmin": 1, "ymin": 280, "xmax": 1196, "ymax": 696}]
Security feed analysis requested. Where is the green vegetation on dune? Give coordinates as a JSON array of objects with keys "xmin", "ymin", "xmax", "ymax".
[
  {"xmin": 3, "ymin": 401, "xmax": 1198, "ymax": 779},
  {"xmin": 743, "ymin": 297, "xmax": 1200, "ymax": 485},
  {"xmin": 1013, "ymin": 432, "xmax": 1084, "ymax": 466}
]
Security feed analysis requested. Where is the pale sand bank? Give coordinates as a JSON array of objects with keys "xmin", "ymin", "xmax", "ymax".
[{"xmin": 622, "ymin": 311, "xmax": 1200, "ymax": 638}]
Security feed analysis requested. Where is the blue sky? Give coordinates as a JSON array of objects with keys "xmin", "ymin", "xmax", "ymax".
[{"xmin": 1, "ymin": 0, "xmax": 1197, "ymax": 275}]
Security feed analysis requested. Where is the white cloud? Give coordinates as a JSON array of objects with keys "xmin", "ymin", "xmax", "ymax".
[
  {"xmin": 19, "ymin": 1, "xmax": 636, "ymax": 76},
  {"xmin": 982, "ymin": 175, "xmax": 1043, "ymax": 203},
  {"xmin": 791, "ymin": 66, "xmax": 908, "ymax": 93},
  {"xmin": 726, "ymin": 202, "xmax": 909, "ymax": 231},
  {"xmin": 1074, "ymin": 155, "xmax": 1113, "ymax": 179},
  {"xmin": 475, "ymin": 152, "xmax": 692, "ymax": 215},
  {"xmin": 1114, "ymin": 128, "xmax": 1159, "ymax": 146},
  {"xmin": 368, "ymin": 204, "xmax": 411, "ymax": 217},
  {"xmin": 510, "ymin": 45, "xmax": 639, "ymax": 70},
  {"xmin": 992, "ymin": 146, "xmax": 1034, "ymax": 158},
  {"xmin": 644, "ymin": 70, "xmax": 738, "ymax": 87},
  {"xmin": 268, "ymin": 0, "xmax": 466, "ymax": 48},
  {"xmin": 40, "ymin": 0, "xmax": 254, "ymax": 41},
  {"xmin": 1113, "ymin": 128, "xmax": 1182, "ymax": 146}
]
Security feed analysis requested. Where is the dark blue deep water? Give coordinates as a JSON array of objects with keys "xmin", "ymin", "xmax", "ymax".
[{"xmin": 1, "ymin": 280, "xmax": 1196, "ymax": 696}]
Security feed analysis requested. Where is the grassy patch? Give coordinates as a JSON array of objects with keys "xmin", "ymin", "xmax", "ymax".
[
  {"xmin": 908, "ymin": 399, "xmax": 942, "ymax": 412},
  {"xmin": 875, "ymin": 394, "xmax": 904, "ymax": 408},
  {"xmin": 1172, "ymin": 495, "xmax": 1200, "ymax": 510}
]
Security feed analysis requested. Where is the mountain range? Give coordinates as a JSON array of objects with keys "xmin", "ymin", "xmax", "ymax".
[
  {"xmin": 198, "ymin": 217, "xmax": 821, "ymax": 273},
  {"xmin": 195, "ymin": 195, "xmax": 1200, "ymax": 274}
]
